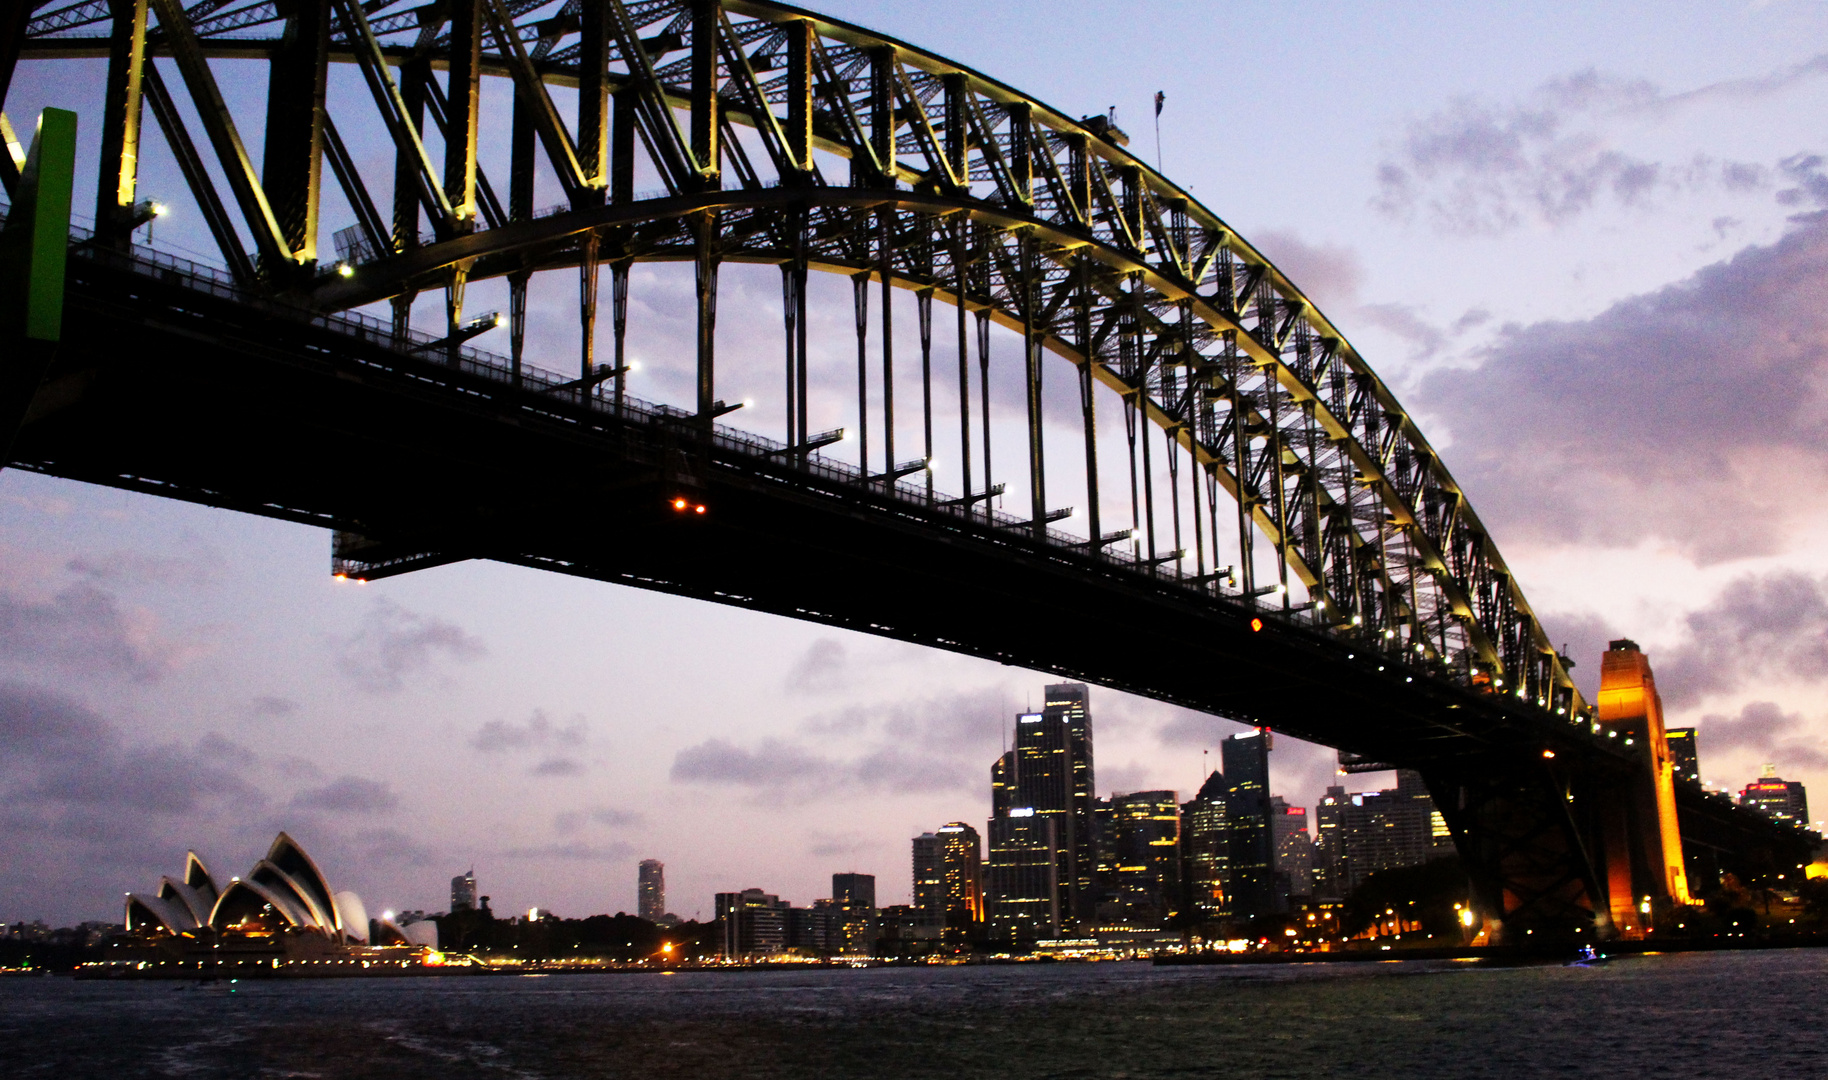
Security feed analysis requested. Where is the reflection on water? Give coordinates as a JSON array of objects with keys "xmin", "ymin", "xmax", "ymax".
[{"xmin": 2, "ymin": 949, "xmax": 1824, "ymax": 1078}]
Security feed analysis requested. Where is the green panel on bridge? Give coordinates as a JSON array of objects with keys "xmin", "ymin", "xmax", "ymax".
[{"xmin": 0, "ymin": 107, "xmax": 77, "ymax": 343}]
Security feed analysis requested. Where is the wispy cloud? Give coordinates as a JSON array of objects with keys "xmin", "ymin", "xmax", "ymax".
[
  {"xmin": 1373, "ymin": 64, "xmax": 1825, "ymax": 234},
  {"xmin": 335, "ymin": 598, "xmax": 486, "ymax": 694}
]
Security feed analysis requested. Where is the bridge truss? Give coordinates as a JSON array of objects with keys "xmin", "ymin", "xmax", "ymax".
[{"xmin": 5, "ymin": 0, "xmax": 1813, "ymax": 937}]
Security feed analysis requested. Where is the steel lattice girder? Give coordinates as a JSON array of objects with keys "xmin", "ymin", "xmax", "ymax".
[
  {"xmin": 12, "ymin": 0, "xmax": 1585, "ymax": 718},
  {"xmin": 12, "ymin": 2, "xmax": 1580, "ymax": 717}
]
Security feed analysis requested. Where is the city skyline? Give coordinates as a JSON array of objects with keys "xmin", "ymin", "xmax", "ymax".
[{"xmin": 5, "ymin": 0, "xmax": 1828, "ymax": 927}]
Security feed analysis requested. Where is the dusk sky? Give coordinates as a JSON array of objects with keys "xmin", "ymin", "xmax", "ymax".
[{"xmin": 5, "ymin": 0, "xmax": 1828, "ymax": 927}]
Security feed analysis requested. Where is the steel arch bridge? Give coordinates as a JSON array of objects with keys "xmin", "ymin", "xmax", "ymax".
[{"xmin": 0, "ymin": 0, "xmax": 1812, "ymax": 939}]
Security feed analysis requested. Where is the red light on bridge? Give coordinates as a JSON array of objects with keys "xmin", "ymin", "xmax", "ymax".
[
  {"xmin": 1542, "ymin": 749, "xmax": 1556, "ymax": 760},
  {"xmin": 1250, "ymin": 618, "xmax": 1263, "ymax": 633},
  {"xmin": 672, "ymin": 497, "xmax": 688, "ymax": 511},
  {"xmin": 694, "ymin": 504, "xmax": 706, "ymax": 514}
]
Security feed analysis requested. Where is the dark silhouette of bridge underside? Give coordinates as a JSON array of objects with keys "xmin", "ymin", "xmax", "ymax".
[{"xmin": 2, "ymin": 0, "xmax": 1813, "ymax": 939}]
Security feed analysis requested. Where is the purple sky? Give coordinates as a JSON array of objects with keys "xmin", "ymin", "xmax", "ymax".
[{"xmin": 5, "ymin": 0, "xmax": 1828, "ymax": 926}]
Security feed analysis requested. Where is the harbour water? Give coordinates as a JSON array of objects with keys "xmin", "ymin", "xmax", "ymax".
[{"xmin": 3, "ymin": 949, "xmax": 1823, "ymax": 1078}]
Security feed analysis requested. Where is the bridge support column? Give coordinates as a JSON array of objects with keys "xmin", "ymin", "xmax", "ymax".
[
  {"xmin": 694, "ymin": 211, "xmax": 719, "ymax": 422},
  {"xmin": 94, "ymin": 0, "xmax": 147, "ymax": 250},
  {"xmin": 1592, "ymin": 640, "xmax": 1692, "ymax": 937}
]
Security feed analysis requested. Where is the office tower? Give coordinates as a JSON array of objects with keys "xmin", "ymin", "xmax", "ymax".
[
  {"xmin": 832, "ymin": 872, "xmax": 876, "ymax": 911},
  {"xmin": 934, "ymin": 823, "xmax": 984, "ymax": 932},
  {"xmin": 715, "ymin": 888, "xmax": 787, "ymax": 958},
  {"xmin": 450, "ymin": 869, "xmax": 477, "ymax": 912},
  {"xmin": 1665, "ymin": 728, "xmax": 1699, "ymax": 786},
  {"xmin": 1181, "ymin": 771, "xmax": 1229, "ymax": 919},
  {"xmin": 1327, "ymin": 770, "xmax": 1454, "ymax": 894},
  {"xmin": 1222, "ymin": 730, "xmax": 1275, "ymax": 919},
  {"xmin": 1270, "ymin": 797, "xmax": 1313, "ymax": 900},
  {"xmin": 985, "ymin": 811, "xmax": 1059, "ymax": 942},
  {"xmin": 1741, "ymin": 767, "xmax": 1810, "ymax": 824},
  {"xmin": 1045, "ymin": 684, "xmax": 1097, "ymax": 922},
  {"xmin": 1103, "ymin": 790, "xmax": 1182, "ymax": 926},
  {"xmin": 991, "ymin": 751, "xmax": 1017, "ymax": 817},
  {"xmin": 911, "ymin": 833, "xmax": 942, "ymax": 924},
  {"xmin": 1312, "ymin": 785, "xmax": 1349, "ymax": 900},
  {"xmin": 637, "ymin": 859, "xmax": 665, "ymax": 923}
]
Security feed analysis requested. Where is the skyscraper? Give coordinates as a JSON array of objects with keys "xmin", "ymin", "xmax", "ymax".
[
  {"xmin": 1666, "ymin": 728, "xmax": 1700, "ymax": 786},
  {"xmin": 1270, "ymin": 797, "xmax": 1313, "ymax": 901},
  {"xmin": 1101, "ymin": 790, "xmax": 1182, "ymax": 926},
  {"xmin": 985, "ymin": 811, "xmax": 1059, "ymax": 942},
  {"xmin": 450, "ymin": 869, "xmax": 477, "ymax": 912},
  {"xmin": 935, "ymin": 823, "xmax": 984, "ymax": 930},
  {"xmin": 1222, "ymin": 730, "xmax": 1275, "ymax": 919},
  {"xmin": 911, "ymin": 833, "xmax": 942, "ymax": 924},
  {"xmin": 637, "ymin": 859, "xmax": 665, "ymax": 923},
  {"xmin": 1323, "ymin": 770, "xmax": 1454, "ymax": 894},
  {"xmin": 1180, "ymin": 771, "xmax": 1229, "ymax": 919},
  {"xmin": 716, "ymin": 889, "xmax": 788, "ymax": 958},
  {"xmin": 1312, "ymin": 785, "xmax": 1349, "ymax": 900}
]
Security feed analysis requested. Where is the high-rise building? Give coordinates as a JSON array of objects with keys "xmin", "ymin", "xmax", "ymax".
[
  {"xmin": 992, "ymin": 751, "xmax": 1017, "ymax": 817},
  {"xmin": 1180, "ymin": 771, "xmax": 1229, "ymax": 919},
  {"xmin": 1666, "ymin": 728, "xmax": 1700, "ymax": 787},
  {"xmin": 715, "ymin": 888, "xmax": 788, "ymax": 959},
  {"xmin": 450, "ymin": 869, "xmax": 477, "ymax": 912},
  {"xmin": 1270, "ymin": 797, "xmax": 1313, "ymax": 901},
  {"xmin": 934, "ymin": 823, "xmax": 984, "ymax": 931},
  {"xmin": 1222, "ymin": 730, "xmax": 1275, "ymax": 919},
  {"xmin": 985, "ymin": 684, "xmax": 1097, "ymax": 928},
  {"xmin": 911, "ymin": 833, "xmax": 942, "ymax": 925},
  {"xmin": 985, "ymin": 811, "xmax": 1059, "ymax": 942},
  {"xmin": 1312, "ymin": 786, "xmax": 1349, "ymax": 900},
  {"xmin": 1741, "ymin": 767, "xmax": 1810, "ymax": 825},
  {"xmin": 1324, "ymin": 770, "xmax": 1453, "ymax": 894},
  {"xmin": 832, "ymin": 872, "xmax": 876, "ymax": 911},
  {"xmin": 1101, "ymin": 790, "xmax": 1182, "ymax": 926},
  {"xmin": 637, "ymin": 859, "xmax": 665, "ymax": 923}
]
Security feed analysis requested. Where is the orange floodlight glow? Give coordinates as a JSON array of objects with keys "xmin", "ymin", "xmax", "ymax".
[
  {"xmin": 694, "ymin": 504, "xmax": 706, "ymax": 514},
  {"xmin": 1250, "ymin": 618, "xmax": 1263, "ymax": 633},
  {"xmin": 672, "ymin": 498, "xmax": 688, "ymax": 511},
  {"xmin": 1542, "ymin": 749, "xmax": 1556, "ymax": 759}
]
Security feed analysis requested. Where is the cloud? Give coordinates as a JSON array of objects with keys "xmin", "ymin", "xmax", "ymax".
[
  {"xmin": 470, "ymin": 708, "xmax": 587, "ymax": 753},
  {"xmin": 502, "ymin": 840, "xmax": 635, "ymax": 862},
  {"xmin": 335, "ymin": 598, "xmax": 486, "ymax": 694},
  {"xmin": 1694, "ymin": 701, "xmax": 1828, "ymax": 772},
  {"xmin": 1418, "ymin": 213, "xmax": 1828, "ymax": 560},
  {"xmin": 1249, "ymin": 230, "xmax": 1366, "ymax": 314},
  {"xmin": 1657, "ymin": 571, "xmax": 1828, "ymax": 708},
  {"xmin": 0, "ymin": 681, "xmax": 260, "ymax": 821},
  {"xmin": 669, "ymin": 685, "xmax": 1002, "ymax": 799},
  {"xmin": 0, "ymin": 583, "xmax": 178, "ymax": 682},
  {"xmin": 65, "ymin": 550, "xmax": 205, "ymax": 586},
  {"xmin": 785, "ymin": 638, "xmax": 850, "ymax": 695},
  {"xmin": 288, "ymin": 776, "xmax": 400, "ymax": 814},
  {"xmin": 531, "ymin": 756, "xmax": 586, "ymax": 777},
  {"xmin": 1371, "ymin": 66, "xmax": 1811, "ymax": 234},
  {"xmin": 249, "ymin": 695, "xmax": 298, "ymax": 719},
  {"xmin": 554, "ymin": 806, "xmax": 644, "ymax": 834}
]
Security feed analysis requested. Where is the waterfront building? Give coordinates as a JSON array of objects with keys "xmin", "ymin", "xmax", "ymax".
[
  {"xmin": 715, "ymin": 888, "xmax": 788, "ymax": 959},
  {"xmin": 911, "ymin": 833, "xmax": 943, "ymax": 924},
  {"xmin": 832, "ymin": 872, "xmax": 876, "ymax": 911},
  {"xmin": 450, "ymin": 868, "xmax": 477, "ymax": 912},
  {"xmin": 1741, "ymin": 767, "xmax": 1810, "ymax": 825},
  {"xmin": 1270, "ymin": 797, "xmax": 1314, "ymax": 901},
  {"xmin": 1312, "ymin": 785, "xmax": 1349, "ymax": 900},
  {"xmin": 637, "ymin": 859, "xmax": 665, "ymax": 923},
  {"xmin": 935, "ymin": 822, "xmax": 984, "ymax": 933},
  {"xmin": 1101, "ymin": 790, "xmax": 1182, "ymax": 926},
  {"xmin": 1666, "ymin": 728, "xmax": 1700, "ymax": 787},
  {"xmin": 1222, "ymin": 730, "xmax": 1276, "ymax": 918},
  {"xmin": 1180, "ymin": 771, "xmax": 1229, "ymax": 919},
  {"xmin": 1322, "ymin": 770, "xmax": 1453, "ymax": 894},
  {"xmin": 984, "ymin": 811, "xmax": 1060, "ymax": 943}
]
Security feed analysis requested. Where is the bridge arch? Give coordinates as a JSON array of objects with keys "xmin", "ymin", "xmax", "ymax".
[{"xmin": 5, "ymin": 0, "xmax": 1580, "ymax": 715}]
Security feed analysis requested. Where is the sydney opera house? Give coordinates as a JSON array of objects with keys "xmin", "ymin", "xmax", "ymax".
[{"xmin": 86, "ymin": 833, "xmax": 444, "ymax": 978}]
